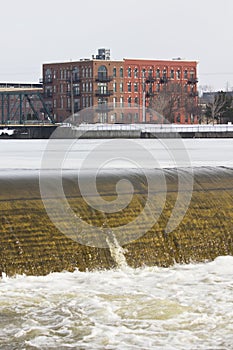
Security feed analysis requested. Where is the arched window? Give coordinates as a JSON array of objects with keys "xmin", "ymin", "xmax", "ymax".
[
  {"xmin": 120, "ymin": 67, "xmax": 123, "ymax": 78},
  {"xmin": 98, "ymin": 65, "xmax": 108, "ymax": 80}
]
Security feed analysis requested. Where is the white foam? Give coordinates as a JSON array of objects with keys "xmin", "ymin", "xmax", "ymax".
[{"xmin": 1, "ymin": 256, "xmax": 233, "ymax": 349}]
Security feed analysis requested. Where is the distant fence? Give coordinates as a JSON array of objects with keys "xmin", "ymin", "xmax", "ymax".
[{"xmin": 65, "ymin": 123, "xmax": 233, "ymax": 133}]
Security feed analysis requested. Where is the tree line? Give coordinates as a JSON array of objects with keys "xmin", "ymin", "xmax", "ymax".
[{"xmin": 148, "ymin": 83, "xmax": 233, "ymax": 124}]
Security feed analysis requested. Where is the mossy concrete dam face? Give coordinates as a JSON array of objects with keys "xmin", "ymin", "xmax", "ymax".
[{"xmin": 0, "ymin": 167, "xmax": 233, "ymax": 276}]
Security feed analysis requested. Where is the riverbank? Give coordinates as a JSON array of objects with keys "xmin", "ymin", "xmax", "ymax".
[{"xmin": 1, "ymin": 123, "xmax": 233, "ymax": 139}]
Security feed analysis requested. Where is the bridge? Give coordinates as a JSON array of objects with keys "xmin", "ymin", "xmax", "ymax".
[{"xmin": 0, "ymin": 87, "xmax": 55, "ymax": 124}]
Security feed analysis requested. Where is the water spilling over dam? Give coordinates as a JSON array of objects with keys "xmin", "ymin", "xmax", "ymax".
[{"xmin": 0, "ymin": 166, "xmax": 232, "ymax": 276}]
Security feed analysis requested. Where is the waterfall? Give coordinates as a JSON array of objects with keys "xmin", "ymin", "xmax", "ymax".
[
  {"xmin": 105, "ymin": 230, "xmax": 128, "ymax": 269},
  {"xmin": 0, "ymin": 167, "xmax": 233, "ymax": 276}
]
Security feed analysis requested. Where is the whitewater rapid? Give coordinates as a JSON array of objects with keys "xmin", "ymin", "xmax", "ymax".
[{"xmin": 0, "ymin": 256, "xmax": 233, "ymax": 349}]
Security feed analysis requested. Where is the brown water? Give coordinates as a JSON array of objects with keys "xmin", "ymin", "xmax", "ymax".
[{"xmin": 0, "ymin": 167, "xmax": 233, "ymax": 276}]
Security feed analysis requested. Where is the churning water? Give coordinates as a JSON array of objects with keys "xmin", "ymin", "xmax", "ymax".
[{"xmin": 1, "ymin": 256, "xmax": 233, "ymax": 350}]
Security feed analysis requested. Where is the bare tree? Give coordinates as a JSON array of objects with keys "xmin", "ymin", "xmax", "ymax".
[
  {"xmin": 150, "ymin": 83, "xmax": 182, "ymax": 123},
  {"xmin": 205, "ymin": 92, "xmax": 228, "ymax": 124}
]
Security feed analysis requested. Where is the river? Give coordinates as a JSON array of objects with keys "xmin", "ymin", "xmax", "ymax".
[{"xmin": 0, "ymin": 138, "xmax": 233, "ymax": 349}]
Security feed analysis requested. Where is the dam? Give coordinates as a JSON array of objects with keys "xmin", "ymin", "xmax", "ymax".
[{"xmin": 0, "ymin": 139, "xmax": 233, "ymax": 276}]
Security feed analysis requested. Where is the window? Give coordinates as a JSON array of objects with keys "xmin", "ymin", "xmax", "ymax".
[
  {"xmin": 176, "ymin": 70, "xmax": 181, "ymax": 79},
  {"xmin": 60, "ymin": 84, "xmax": 63, "ymax": 93},
  {"xmin": 113, "ymin": 82, "xmax": 117, "ymax": 93},
  {"xmin": 134, "ymin": 83, "xmax": 138, "ymax": 92},
  {"xmin": 142, "ymin": 68, "xmax": 146, "ymax": 77},
  {"xmin": 60, "ymin": 97, "xmax": 63, "ymax": 109},
  {"xmin": 127, "ymin": 82, "xmax": 131, "ymax": 92},
  {"xmin": 86, "ymin": 82, "xmax": 89, "ymax": 92},
  {"xmin": 127, "ymin": 113, "xmax": 132, "ymax": 122},
  {"xmin": 64, "ymin": 69, "xmax": 67, "ymax": 80},
  {"xmin": 120, "ymin": 83, "xmax": 123, "ymax": 93},
  {"xmin": 120, "ymin": 97, "xmax": 124, "ymax": 106},
  {"xmin": 162, "ymin": 69, "xmax": 167, "ymax": 79},
  {"xmin": 120, "ymin": 67, "xmax": 123, "ymax": 77},
  {"xmin": 184, "ymin": 69, "xmax": 188, "ymax": 79},
  {"xmin": 45, "ymin": 68, "xmax": 52, "ymax": 83},
  {"xmin": 113, "ymin": 67, "xmax": 116, "ymax": 77},
  {"xmin": 134, "ymin": 68, "xmax": 138, "ymax": 78},
  {"xmin": 73, "ymin": 84, "xmax": 80, "ymax": 96},
  {"xmin": 156, "ymin": 69, "xmax": 160, "ymax": 78},
  {"xmin": 73, "ymin": 67, "xmax": 79, "ymax": 82},
  {"xmin": 97, "ymin": 84, "xmax": 107, "ymax": 94},
  {"xmin": 111, "ymin": 113, "xmax": 117, "ymax": 123},
  {"xmin": 128, "ymin": 97, "xmax": 131, "ymax": 106},
  {"xmin": 98, "ymin": 65, "xmax": 108, "ymax": 80},
  {"xmin": 170, "ymin": 69, "xmax": 174, "ymax": 79},
  {"xmin": 148, "ymin": 68, "xmax": 153, "ymax": 77},
  {"xmin": 74, "ymin": 99, "xmax": 80, "ymax": 112},
  {"xmin": 128, "ymin": 67, "xmax": 131, "ymax": 77},
  {"xmin": 113, "ymin": 97, "xmax": 117, "ymax": 107},
  {"xmin": 190, "ymin": 70, "xmax": 195, "ymax": 79},
  {"xmin": 134, "ymin": 97, "xmax": 138, "ymax": 105}
]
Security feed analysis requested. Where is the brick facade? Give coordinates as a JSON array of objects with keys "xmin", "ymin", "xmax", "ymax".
[
  {"xmin": 123, "ymin": 58, "xmax": 198, "ymax": 124},
  {"xmin": 43, "ymin": 50, "xmax": 198, "ymax": 124}
]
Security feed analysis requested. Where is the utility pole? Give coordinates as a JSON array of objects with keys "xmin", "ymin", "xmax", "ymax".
[
  {"xmin": 70, "ymin": 66, "xmax": 74, "ymax": 121},
  {"xmin": 142, "ymin": 70, "xmax": 146, "ymax": 122}
]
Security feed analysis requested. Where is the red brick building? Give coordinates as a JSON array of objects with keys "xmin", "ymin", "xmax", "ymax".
[
  {"xmin": 123, "ymin": 58, "xmax": 198, "ymax": 124},
  {"xmin": 43, "ymin": 49, "xmax": 198, "ymax": 124}
]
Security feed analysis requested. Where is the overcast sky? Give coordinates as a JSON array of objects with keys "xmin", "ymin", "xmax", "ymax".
[{"xmin": 0, "ymin": 0, "xmax": 233, "ymax": 92}]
